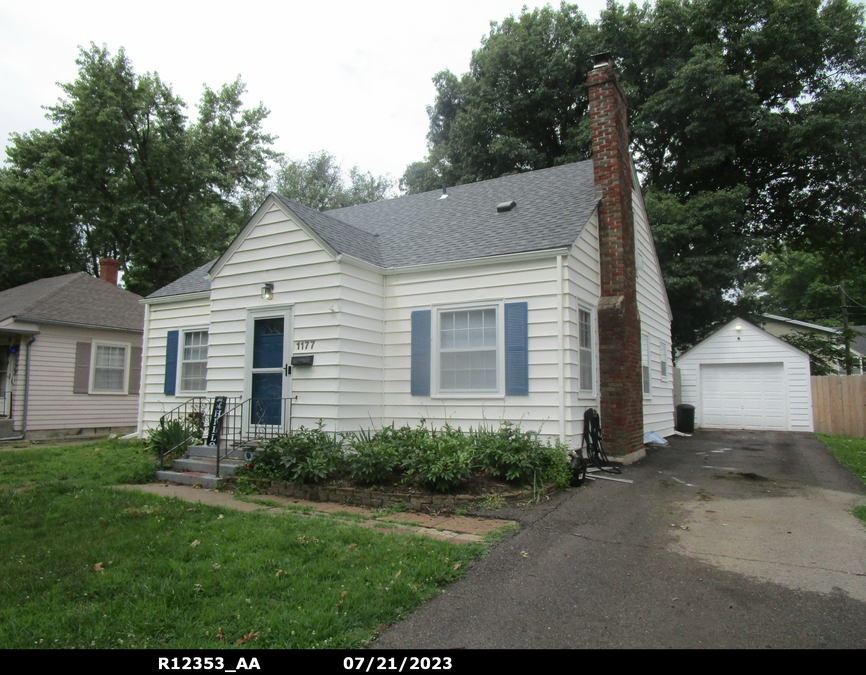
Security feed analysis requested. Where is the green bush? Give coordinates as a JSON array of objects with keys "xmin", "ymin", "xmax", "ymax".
[
  {"xmin": 343, "ymin": 426, "xmax": 401, "ymax": 484},
  {"xmin": 538, "ymin": 440, "xmax": 573, "ymax": 490},
  {"xmin": 473, "ymin": 422, "xmax": 547, "ymax": 485},
  {"xmin": 401, "ymin": 424, "xmax": 475, "ymax": 492},
  {"xmin": 261, "ymin": 421, "xmax": 344, "ymax": 484}
]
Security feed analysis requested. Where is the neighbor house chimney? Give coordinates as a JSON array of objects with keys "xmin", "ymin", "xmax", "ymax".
[
  {"xmin": 99, "ymin": 258, "xmax": 120, "ymax": 286},
  {"xmin": 587, "ymin": 53, "xmax": 644, "ymax": 460}
]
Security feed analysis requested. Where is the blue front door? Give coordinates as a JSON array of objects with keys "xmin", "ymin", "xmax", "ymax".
[{"xmin": 251, "ymin": 317, "xmax": 285, "ymax": 426}]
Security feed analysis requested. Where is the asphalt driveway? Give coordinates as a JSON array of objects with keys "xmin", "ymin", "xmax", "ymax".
[{"xmin": 371, "ymin": 430, "xmax": 866, "ymax": 649}]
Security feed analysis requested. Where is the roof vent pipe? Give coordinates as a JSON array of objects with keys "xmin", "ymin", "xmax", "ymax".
[{"xmin": 439, "ymin": 185, "xmax": 448, "ymax": 200}]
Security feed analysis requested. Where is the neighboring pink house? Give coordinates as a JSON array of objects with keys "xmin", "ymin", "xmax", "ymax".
[{"xmin": 0, "ymin": 260, "xmax": 144, "ymax": 440}]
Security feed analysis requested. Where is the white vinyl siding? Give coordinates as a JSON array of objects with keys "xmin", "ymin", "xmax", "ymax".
[
  {"xmin": 384, "ymin": 255, "xmax": 564, "ymax": 442},
  {"xmin": 207, "ymin": 201, "xmax": 342, "ymax": 431},
  {"xmin": 139, "ymin": 296, "xmax": 212, "ymax": 432},
  {"xmin": 564, "ymin": 212, "xmax": 601, "ymax": 446},
  {"xmin": 633, "ymin": 181, "xmax": 675, "ymax": 436}
]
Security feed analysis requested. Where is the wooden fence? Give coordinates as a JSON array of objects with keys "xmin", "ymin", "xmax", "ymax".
[{"xmin": 811, "ymin": 375, "xmax": 866, "ymax": 437}]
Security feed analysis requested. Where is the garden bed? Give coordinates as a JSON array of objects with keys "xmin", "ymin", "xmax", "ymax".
[{"xmin": 230, "ymin": 420, "xmax": 573, "ymax": 514}]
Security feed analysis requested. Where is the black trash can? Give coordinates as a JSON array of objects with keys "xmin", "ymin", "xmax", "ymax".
[{"xmin": 675, "ymin": 404, "xmax": 695, "ymax": 434}]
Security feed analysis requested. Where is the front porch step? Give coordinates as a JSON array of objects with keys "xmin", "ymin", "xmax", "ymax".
[
  {"xmin": 155, "ymin": 470, "xmax": 227, "ymax": 490},
  {"xmin": 185, "ymin": 445, "xmax": 247, "ymax": 460},
  {"xmin": 172, "ymin": 457, "xmax": 244, "ymax": 476},
  {"xmin": 156, "ymin": 444, "xmax": 257, "ymax": 489}
]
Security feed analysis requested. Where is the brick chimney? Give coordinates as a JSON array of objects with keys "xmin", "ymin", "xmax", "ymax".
[
  {"xmin": 587, "ymin": 53, "xmax": 644, "ymax": 460},
  {"xmin": 99, "ymin": 258, "xmax": 120, "ymax": 286}
]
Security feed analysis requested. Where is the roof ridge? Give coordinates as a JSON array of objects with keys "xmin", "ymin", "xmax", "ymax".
[
  {"xmin": 274, "ymin": 195, "xmax": 381, "ymax": 239},
  {"xmin": 327, "ymin": 159, "xmax": 596, "ymax": 217}
]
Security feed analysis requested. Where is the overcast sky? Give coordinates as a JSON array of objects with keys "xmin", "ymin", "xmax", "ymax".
[{"xmin": 0, "ymin": 0, "xmax": 609, "ymax": 185}]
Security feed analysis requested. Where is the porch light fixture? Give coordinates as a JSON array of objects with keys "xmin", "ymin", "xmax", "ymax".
[{"xmin": 261, "ymin": 283, "xmax": 274, "ymax": 301}]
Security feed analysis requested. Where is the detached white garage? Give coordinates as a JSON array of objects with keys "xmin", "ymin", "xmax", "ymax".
[{"xmin": 678, "ymin": 319, "xmax": 814, "ymax": 432}]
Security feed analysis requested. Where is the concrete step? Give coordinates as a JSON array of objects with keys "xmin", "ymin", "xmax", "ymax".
[
  {"xmin": 186, "ymin": 445, "xmax": 247, "ymax": 460},
  {"xmin": 155, "ymin": 470, "xmax": 227, "ymax": 490},
  {"xmin": 172, "ymin": 457, "xmax": 244, "ymax": 476}
]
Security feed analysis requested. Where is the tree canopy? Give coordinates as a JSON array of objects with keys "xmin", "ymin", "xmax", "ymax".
[
  {"xmin": 0, "ymin": 44, "xmax": 277, "ymax": 296},
  {"xmin": 402, "ymin": 0, "xmax": 866, "ymax": 350},
  {"xmin": 265, "ymin": 151, "xmax": 394, "ymax": 212}
]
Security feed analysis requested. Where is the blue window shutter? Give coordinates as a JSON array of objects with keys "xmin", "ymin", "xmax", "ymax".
[
  {"xmin": 410, "ymin": 310, "xmax": 431, "ymax": 396},
  {"xmin": 505, "ymin": 302, "xmax": 529, "ymax": 395},
  {"xmin": 164, "ymin": 330, "xmax": 179, "ymax": 396}
]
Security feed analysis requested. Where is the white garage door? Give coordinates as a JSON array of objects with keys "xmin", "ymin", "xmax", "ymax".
[{"xmin": 700, "ymin": 363, "xmax": 787, "ymax": 430}]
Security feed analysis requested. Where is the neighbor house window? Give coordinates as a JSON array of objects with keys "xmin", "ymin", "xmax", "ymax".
[
  {"xmin": 437, "ymin": 306, "xmax": 499, "ymax": 393},
  {"xmin": 641, "ymin": 334, "xmax": 651, "ymax": 396},
  {"xmin": 180, "ymin": 330, "xmax": 208, "ymax": 393},
  {"xmin": 579, "ymin": 308, "xmax": 593, "ymax": 393},
  {"xmin": 91, "ymin": 343, "xmax": 128, "ymax": 393}
]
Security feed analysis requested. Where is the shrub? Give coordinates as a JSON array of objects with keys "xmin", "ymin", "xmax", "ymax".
[
  {"xmin": 539, "ymin": 441, "xmax": 573, "ymax": 490},
  {"xmin": 473, "ymin": 422, "xmax": 549, "ymax": 485},
  {"xmin": 260, "ymin": 421, "xmax": 344, "ymax": 484},
  {"xmin": 401, "ymin": 424, "xmax": 474, "ymax": 492},
  {"xmin": 343, "ymin": 426, "xmax": 401, "ymax": 484}
]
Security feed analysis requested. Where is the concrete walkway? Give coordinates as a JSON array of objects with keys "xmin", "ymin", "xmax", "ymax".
[{"xmin": 115, "ymin": 482, "xmax": 516, "ymax": 544}]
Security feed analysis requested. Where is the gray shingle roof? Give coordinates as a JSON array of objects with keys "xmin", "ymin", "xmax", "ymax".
[
  {"xmin": 851, "ymin": 326, "xmax": 866, "ymax": 357},
  {"xmin": 146, "ymin": 260, "xmax": 214, "ymax": 299},
  {"xmin": 0, "ymin": 273, "xmax": 144, "ymax": 332},
  {"xmin": 325, "ymin": 161, "xmax": 597, "ymax": 268},
  {"xmin": 149, "ymin": 161, "xmax": 599, "ymax": 299}
]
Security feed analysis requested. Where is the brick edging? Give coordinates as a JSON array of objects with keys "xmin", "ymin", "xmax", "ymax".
[{"xmin": 226, "ymin": 477, "xmax": 558, "ymax": 512}]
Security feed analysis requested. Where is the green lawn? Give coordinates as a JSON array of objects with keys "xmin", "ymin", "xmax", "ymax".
[
  {"xmin": 0, "ymin": 439, "xmax": 484, "ymax": 649},
  {"xmin": 818, "ymin": 434, "xmax": 866, "ymax": 524}
]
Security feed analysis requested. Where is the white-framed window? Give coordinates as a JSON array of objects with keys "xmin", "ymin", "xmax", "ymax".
[
  {"xmin": 660, "ymin": 340, "xmax": 669, "ymax": 381},
  {"xmin": 641, "ymin": 334, "xmax": 651, "ymax": 397},
  {"xmin": 579, "ymin": 307, "xmax": 594, "ymax": 393},
  {"xmin": 179, "ymin": 329, "xmax": 208, "ymax": 393},
  {"xmin": 434, "ymin": 304, "xmax": 503, "ymax": 396},
  {"xmin": 90, "ymin": 341, "xmax": 129, "ymax": 394}
]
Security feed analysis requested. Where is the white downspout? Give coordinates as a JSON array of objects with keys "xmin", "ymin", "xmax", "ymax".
[
  {"xmin": 135, "ymin": 302, "xmax": 150, "ymax": 438},
  {"xmin": 557, "ymin": 253, "xmax": 566, "ymax": 444}
]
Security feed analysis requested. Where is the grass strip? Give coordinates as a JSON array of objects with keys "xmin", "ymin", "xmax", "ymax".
[{"xmin": 818, "ymin": 434, "xmax": 866, "ymax": 524}]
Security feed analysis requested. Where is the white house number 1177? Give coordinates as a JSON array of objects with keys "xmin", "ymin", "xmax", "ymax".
[{"xmin": 295, "ymin": 341, "xmax": 315, "ymax": 351}]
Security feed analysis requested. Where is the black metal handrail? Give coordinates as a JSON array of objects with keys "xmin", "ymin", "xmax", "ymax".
[
  {"xmin": 209, "ymin": 396, "xmax": 297, "ymax": 478},
  {"xmin": 157, "ymin": 397, "xmax": 210, "ymax": 470},
  {"xmin": 158, "ymin": 395, "xmax": 297, "ymax": 477}
]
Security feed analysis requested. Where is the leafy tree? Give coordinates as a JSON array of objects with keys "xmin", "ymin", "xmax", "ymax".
[
  {"xmin": 262, "ymin": 150, "xmax": 394, "ymax": 211},
  {"xmin": 402, "ymin": 6, "xmax": 599, "ymax": 192},
  {"xmin": 754, "ymin": 247, "xmax": 866, "ymax": 324},
  {"xmin": 778, "ymin": 330, "xmax": 860, "ymax": 375},
  {"xmin": 0, "ymin": 44, "xmax": 277, "ymax": 296},
  {"xmin": 403, "ymin": 0, "xmax": 866, "ymax": 350}
]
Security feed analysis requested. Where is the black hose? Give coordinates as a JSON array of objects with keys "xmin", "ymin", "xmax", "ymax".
[{"xmin": 581, "ymin": 408, "xmax": 622, "ymax": 475}]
